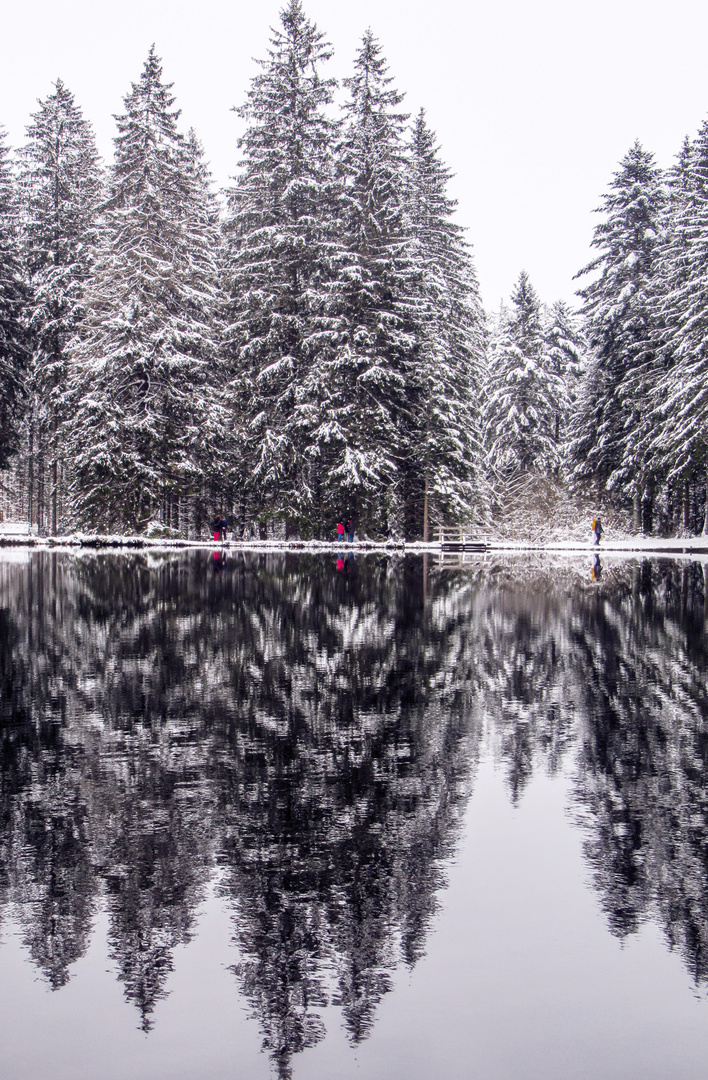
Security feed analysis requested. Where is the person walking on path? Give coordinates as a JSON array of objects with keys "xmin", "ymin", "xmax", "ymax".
[
  {"xmin": 337, "ymin": 520, "xmax": 345, "ymax": 542},
  {"xmin": 592, "ymin": 517, "xmax": 603, "ymax": 546},
  {"xmin": 347, "ymin": 519, "xmax": 355, "ymax": 543}
]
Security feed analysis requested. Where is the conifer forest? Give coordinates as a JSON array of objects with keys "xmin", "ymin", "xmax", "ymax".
[{"xmin": 1, "ymin": 0, "xmax": 707, "ymax": 540}]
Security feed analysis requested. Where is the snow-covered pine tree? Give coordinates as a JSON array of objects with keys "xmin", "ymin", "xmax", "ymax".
[
  {"xmin": 19, "ymin": 80, "xmax": 103, "ymax": 534},
  {"xmin": 222, "ymin": 0, "xmax": 343, "ymax": 537},
  {"xmin": 176, "ymin": 127, "xmax": 226, "ymax": 534},
  {"xmin": 322, "ymin": 29, "xmax": 415, "ymax": 538},
  {"xmin": 572, "ymin": 141, "xmax": 664, "ymax": 527},
  {"xmin": 65, "ymin": 48, "xmax": 220, "ymax": 533},
  {"xmin": 542, "ymin": 300, "xmax": 586, "ymax": 467},
  {"xmin": 404, "ymin": 108, "xmax": 486, "ymax": 539},
  {"xmin": 647, "ymin": 137, "xmax": 695, "ymax": 531},
  {"xmin": 652, "ymin": 122, "xmax": 708, "ymax": 533},
  {"xmin": 483, "ymin": 271, "xmax": 564, "ymax": 478},
  {"xmin": 0, "ymin": 129, "xmax": 28, "ymax": 473}
]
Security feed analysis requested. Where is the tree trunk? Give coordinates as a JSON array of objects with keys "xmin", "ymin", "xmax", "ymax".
[
  {"xmin": 51, "ymin": 458, "xmax": 58, "ymax": 536},
  {"xmin": 682, "ymin": 481, "xmax": 690, "ymax": 532},
  {"xmin": 28, "ymin": 424, "xmax": 34, "ymax": 530},
  {"xmin": 633, "ymin": 491, "xmax": 641, "ymax": 533},
  {"xmin": 703, "ymin": 464, "xmax": 708, "ymax": 535},
  {"xmin": 50, "ymin": 404, "xmax": 59, "ymax": 536},
  {"xmin": 643, "ymin": 481, "xmax": 654, "ymax": 536},
  {"xmin": 423, "ymin": 473, "xmax": 429, "ymax": 543},
  {"xmin": 38, "ymin": 452, "xmax": 44, "ymax": 536}
]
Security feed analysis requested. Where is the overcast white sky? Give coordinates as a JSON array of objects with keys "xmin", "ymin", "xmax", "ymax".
[{"xmin": 1, "ymin": 0, "xmax": 707, "ymax": 310}]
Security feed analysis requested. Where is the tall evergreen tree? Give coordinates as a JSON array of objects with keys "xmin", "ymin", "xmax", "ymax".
[
  {"xmin": 652, "ymin": 122, "xmax": 708, "ymax": 532},
  {"xmin": 404, "ymin": 109, "xmax": 486, "ymax": 538},
  {"xmin": 483, "ymin": 271, "xmax": 564, "ymax": 476},
  {"xmin": 65, "ymin": 48, "xmax": 220, "ymax": 532},
  {"xmin": 572, "ymin": 141, "xmax": 664, "ymax": 524},
  {"xmin": 403, "ymin": 109, "xmax": 487, "ymax": 540},
  {"xmin": 222, "ymin": 0, "xmax": 343, "ymax": 536},
  {"xmin": 19, "ymin": 80, "xmax": 103, "ymax": 533},
  {"xmin": 179, "ymin": 127, "xmax": 227, "ymax": 532},
  {"xmin": 324, "ymin": 29, "xmax": 414, "ymax": 537},
  {"xmin": 0, "ymin": 129, "xmax": 28, "ymax": 473}
]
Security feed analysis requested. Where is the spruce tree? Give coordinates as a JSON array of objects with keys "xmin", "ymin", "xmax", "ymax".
[
  {"xmin": 65, "ymin": 48, "xmax": 220, "ymax": 533},
  {"xmin": 572, "ymin": 141, "xmax": 664, "ymax": 524},
  {"xmin": 0, "ymin": 130, "xmax": 28, "ymax": 473},
  {"xmin": 542, "ymin": 300, "xmax": 586, "ymax": 467},
  {"xmin": 177, "ymin": 128, "xmax": 226, "ymax": 533},
  {"xmin": 19, "ymin": 80, "xmax": 103, "ymax": 533},
  {"xmin": 404, "ymin": 109, "xmax": 486, "ymax": 538},
  {"xmin": 483, "ymin": 271, "xmax": 564, "ymax": 477},
  {"xmin": 653, "ymin": 123, "xmax": 708, "ymax": 532},
  {"xmin": 222, "ymin": 0, "xmax": 343, "ymax": 536},
  {"xmin": 327, "ymin": 29, "xmax": 414, "ymax": 537}
]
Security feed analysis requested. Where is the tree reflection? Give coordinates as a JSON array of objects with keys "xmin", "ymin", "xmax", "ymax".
[
  {"xmin": 572, "ymin": 559, "xmax": 708, "ymax": 981},
  {"xmin": 0, "ymin": 551, "xmax": 479, "ymax": 1065},
  {"xmin": 2, "ymin": 549, "xmax": 708, "ymax": 1066}
]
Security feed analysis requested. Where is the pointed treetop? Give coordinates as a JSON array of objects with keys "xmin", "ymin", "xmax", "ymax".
[{"xmin": 344, "ymin": 28, "xmax": 407, "ymax": 119}]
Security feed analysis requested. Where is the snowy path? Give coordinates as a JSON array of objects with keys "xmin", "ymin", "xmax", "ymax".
[{"xmin": 3, "ymin": 533, "xmax": 708, "ymax": 557}]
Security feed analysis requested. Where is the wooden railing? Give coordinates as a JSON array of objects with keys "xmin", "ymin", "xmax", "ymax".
[{"xmin": 434, "ymin": 527, "xmax": 487, "ymax": 550}]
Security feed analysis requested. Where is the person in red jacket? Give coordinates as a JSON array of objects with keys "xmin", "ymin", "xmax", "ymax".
[{"xmin": 336, "ymin": 520, "xmax": 345, "ymax": 541}]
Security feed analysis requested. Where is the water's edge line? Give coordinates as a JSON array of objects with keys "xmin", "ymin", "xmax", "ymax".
[{"xmin": 1, "ymin": 536, "xmax": 707, "ymax": 556}]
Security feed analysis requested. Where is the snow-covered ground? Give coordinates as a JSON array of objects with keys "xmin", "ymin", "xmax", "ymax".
[{"xmin": 2, "ymin": 531, "xmax": 708, "ymax": 556}]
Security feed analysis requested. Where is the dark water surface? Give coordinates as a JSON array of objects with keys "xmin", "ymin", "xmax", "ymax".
[{"xmin": 2, "ymin": 549, "xmax": 708, "ymax": 1079}]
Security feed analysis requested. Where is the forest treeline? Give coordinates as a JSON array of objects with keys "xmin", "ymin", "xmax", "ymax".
[{"xmin": 0, "ymin": 0, "xmax": 707, "ymax": 538}]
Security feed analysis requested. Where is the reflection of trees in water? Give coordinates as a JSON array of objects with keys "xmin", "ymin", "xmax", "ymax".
[
  {"xmin": 0, "ymin": 552, "xmax": 479, "ymax": 1063},
  {"xmin": 571, "ymin": 560, "xmax": 708, "ymax": 987},
  {"xmin": 436, "ymin": 556, "xmax": 708, "ymax": 991},
  {"xmin": 3, "ymin": 552, "xmax": 708, "ymax": 1058},
  {"xmin": 465, "ymin": 565, "xmax": 577, "ymax": 803}
]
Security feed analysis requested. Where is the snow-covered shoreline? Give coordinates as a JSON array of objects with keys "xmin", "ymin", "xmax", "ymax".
[{"xmin": 3, "ymin": 533, "xmax": 708, "ymax": 556}]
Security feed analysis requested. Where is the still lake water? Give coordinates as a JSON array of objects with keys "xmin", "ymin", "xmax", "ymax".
[{"xmin": 2, "ymin": 549, "xmax": 708, "ymax": 1079}]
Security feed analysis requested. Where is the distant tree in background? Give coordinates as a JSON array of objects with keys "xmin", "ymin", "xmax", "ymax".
[
  {"xmin": 484, "ymin": 271, "xmax": 565, "ymax": 479},
  {"xmin": 0, "ymin": 130, "xmax": 28, "ymax": 474},
  {"xmin": 18, "ymin": 79, "xmax": 103, "ymax": 534},
  {"xmin": 542, "ymin": 300, "xmax": 586, "ymax": 464}
]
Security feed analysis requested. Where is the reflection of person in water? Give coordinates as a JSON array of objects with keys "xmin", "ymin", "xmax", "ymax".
[
  {"xmin": 336, "ymin": 555, "xmax": 345, "ymax": 572},
  {"xmin": 212, "ymin": 550, "xmax": 226, "ymax": 573},
  {"xmin": 591, "ymin": 553, "xmax": 602, "ymax": 581}
]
